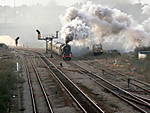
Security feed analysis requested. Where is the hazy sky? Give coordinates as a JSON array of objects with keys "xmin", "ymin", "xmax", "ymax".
[
  {"xmin": 0, "ymin": 0, "xmax": 82, "ymax": 6},
  {"xmin": 0, "ymin": 0, "xmax": 150, "ymax": 7}
]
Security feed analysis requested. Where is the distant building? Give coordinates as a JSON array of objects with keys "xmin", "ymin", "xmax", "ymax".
[
  {"xmin": 138, "ymin": 51, "xmax": 150, "ymax": 59},
  {"xmin": 135, "ymin": 46, "xmax": 150, "ymax": 59}
]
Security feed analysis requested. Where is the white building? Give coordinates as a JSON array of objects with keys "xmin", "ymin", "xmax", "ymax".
[{"xmin": 138, "ymin": 51, "xmax": 150, "ymax": 59}]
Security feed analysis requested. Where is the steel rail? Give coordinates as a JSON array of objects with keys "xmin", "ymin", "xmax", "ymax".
[
  {"xmin": 98, "ymin": 64, "xmax": 150, "ymax": 90},
  {"xmin": 39, "ymin": 54, "xmax": 105, "ymax": 113},
  {"xmin": 131, "ymin": 93, "xmax": 150, "ymax": 103},
  {"xmin": 129, "ymin": 82, "xmax": 150, "ymax": 94},
  {"xmin": 23, "ymin": 57, "xmax": 37, "ymax": 113},
  {"xmin": 130, "ymin": 79, "xmax": 150, "ymax": 88},
  {"xmin": 40, "ymin": 56, "xmax": 88, "ymax": 113},
  {"xmin": 70, "ymin": 62, "xmax": 150, "ymax": 113},
  {"xmin": 29, "ymin": 58, "xmax": 54, "ymax": 113},
  {"xmin": 91, "ymin": 62, "xmax": 150, "ymax": 103}
]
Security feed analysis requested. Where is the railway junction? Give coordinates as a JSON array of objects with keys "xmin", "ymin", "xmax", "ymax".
[
  {"xmin": 2, "ymin": 47, "xmax": 148, "ymax": 113},
  {"xmin": 0, "ymin": 1, "xmax": 150, "ymax": 113}
]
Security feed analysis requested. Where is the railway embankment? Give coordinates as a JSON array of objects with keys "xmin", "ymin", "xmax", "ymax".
[{"xmin": 0, "ymin": 49, "xmax": 20, "ymax": 113}]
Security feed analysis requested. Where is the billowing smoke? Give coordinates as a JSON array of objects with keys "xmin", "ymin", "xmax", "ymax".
[
  {"xmin": 60, "ymin": 7, "xmax": 91, "ymax": 43},
  {"xmin": 142, "ymin": 5, "xmax": 150, "ymax": 15},
  {"xmin": 60, "ymin": 1, "xmax": 150, "ymax": 55},
  {"xmin": 142, "ymin": 18, "xmax": 150, "ymax": 33}
]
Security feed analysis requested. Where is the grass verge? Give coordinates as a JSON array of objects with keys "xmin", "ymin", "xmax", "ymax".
[{"xmin": 0, "ymin": 52, "xmax": 17, "ymax": 113}]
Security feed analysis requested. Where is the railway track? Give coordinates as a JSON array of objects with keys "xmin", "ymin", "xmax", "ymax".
[
  {"xmin": 19, "ymin": 50, "xmax": 89, "ymax": 113},
  {"xmin": 127, "ymin": 78, "xmax": 150, "ymax": 94},
  {"xmin": 17, "ymin": 48, "xmax": 150, "ymax": 113},
  {"xmin": 67, "ymin": 61, "xmax": 150, "ymax": 113},
  {"xmin": 90, "ymin": 61, "xmax": 150, "ymax": 94},
  {"xmin": 23, "ymin": 56, "xmax": 54, "ymax": 113},
  {"xmin": 38, "ymin": 53, "xmax": 105, "ymax": 113},
  {"xmin": 82, "ymin": 60, "xmax": 150, "ymax": 103},
  {"xmin": 38, "ymin": 51, "xmax": 150, "ymax": 112}
]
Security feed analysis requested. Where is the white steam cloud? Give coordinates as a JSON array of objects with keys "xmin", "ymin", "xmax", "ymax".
[
  {"xmin": 142, "ymin": 18, "xmax": 150, "ymax": 33},
  {"xmin": 142, "ymin": 5, "xmax": 150, "ymax": 15},
  {"xmin": 60, "ymin": 1, "xmax": 150, "ymax": 55}
]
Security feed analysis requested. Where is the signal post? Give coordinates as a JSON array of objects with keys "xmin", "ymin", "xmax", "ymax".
[{"xmin": 36, "ymin": 30, "xmax": 58, "ymax": 57}]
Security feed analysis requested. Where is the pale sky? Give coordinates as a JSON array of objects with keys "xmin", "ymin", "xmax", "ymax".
[
  {"xmin": 0, "ymin": 0, "xmax": 150, "ymax": 7},
  {"xmin": 0, "ymin": 0, "xmax": 82, "ymax": 6}
]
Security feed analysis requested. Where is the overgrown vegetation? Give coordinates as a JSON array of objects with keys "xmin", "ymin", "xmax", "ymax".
[
  {"xmin": 0, "ymin": 52, "xmax": 17, "ymax": 113},
  {"xmin": 129, "ymin": 55, "xmax": 150, "ymax": 82},
  {"xmin": 75, "ymin": 49, "xmax": 150, "ymax": 83},
  {"xmin": 109, "ymin": 51, "xmax": 150, "ymax": 83}
]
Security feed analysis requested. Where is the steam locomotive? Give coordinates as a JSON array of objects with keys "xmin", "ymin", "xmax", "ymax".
[
  {"xmin": 50, "ymin": 41, "xmax": 72, "ymax": 61},
  {"xmin": 92, "ymin": 44, "xmax": 103, "ymax": 55}
]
